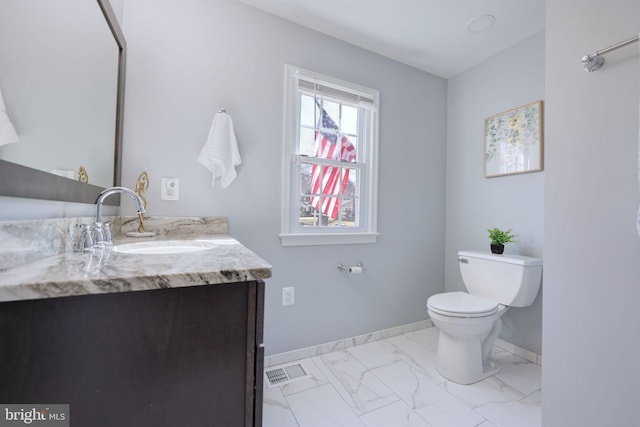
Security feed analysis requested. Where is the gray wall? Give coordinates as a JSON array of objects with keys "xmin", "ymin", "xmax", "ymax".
[
  {"xmin": 120, "ymin": 0, "xmax": 447, "ymax": 355},
  {"xmin": 543, "ymin": 0, "xmax": 640, "ymax": 425},
  {"xmin": 446, "ymin": 33, "xmax": 545, "ymax": 354}
]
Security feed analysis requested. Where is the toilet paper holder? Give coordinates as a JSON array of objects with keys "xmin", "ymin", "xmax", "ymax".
[{"xmin": 337, "ymin": 262, "xmax": 366, "ymax": 273}]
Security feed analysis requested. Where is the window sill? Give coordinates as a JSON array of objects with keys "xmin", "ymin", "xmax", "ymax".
[{"xmin": 279, "ymin": 232, "xmax": 379, "ymax": 247}]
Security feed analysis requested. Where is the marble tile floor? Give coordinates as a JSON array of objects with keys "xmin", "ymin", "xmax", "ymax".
[{"xmin": 263, "ymin": 327, "xmax": 541, "ymax": 427}]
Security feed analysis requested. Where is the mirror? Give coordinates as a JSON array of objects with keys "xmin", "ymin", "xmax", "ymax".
[{"xmin": 0, "ymin": 0, "xmax": 125, "ymax": 205}]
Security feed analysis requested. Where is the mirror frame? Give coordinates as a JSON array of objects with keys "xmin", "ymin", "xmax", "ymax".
[{"xmin": 0, "ymin": 0, "xmax": 125, "ymax": 206}]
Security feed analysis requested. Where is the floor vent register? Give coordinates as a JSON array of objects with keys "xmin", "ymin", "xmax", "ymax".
[{"xmin": 265, "ymin": 363, "xmax": 310, "ymax": 388}]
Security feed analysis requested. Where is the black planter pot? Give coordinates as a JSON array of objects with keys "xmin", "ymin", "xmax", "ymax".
[{"xmin": 490, "ymin": 244, "xmax": 504, "ymax": 254}]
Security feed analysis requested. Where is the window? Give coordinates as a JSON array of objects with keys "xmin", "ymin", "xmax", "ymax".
[{"xmin": 280, "ymin": 65, "xmax": 379, "ymax": 246}]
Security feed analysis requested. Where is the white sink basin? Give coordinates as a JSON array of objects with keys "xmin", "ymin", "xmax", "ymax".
[{"xmin": 112, "ymin": 240, "xmax": 217, "ymax": 255}]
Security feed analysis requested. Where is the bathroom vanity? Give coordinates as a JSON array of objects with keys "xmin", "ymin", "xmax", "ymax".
[{"xmin": 0, "ymin": 217, "xmax": 271, "ymax": 427}]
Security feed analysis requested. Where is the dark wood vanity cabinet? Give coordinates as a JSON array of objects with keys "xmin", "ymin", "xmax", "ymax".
[{"xmin": 0, "ymin": 280, "xmax": 265, "ymax": 427}]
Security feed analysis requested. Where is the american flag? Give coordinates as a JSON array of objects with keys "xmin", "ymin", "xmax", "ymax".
[{"xmin": 309, "ymin": 102, "xmax": 356, "ymax": 220}]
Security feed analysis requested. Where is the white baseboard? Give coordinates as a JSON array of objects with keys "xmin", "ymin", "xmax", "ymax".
[
  {"xmin": 265, "ymin": 319, "xmax": 543, "ymax": 368},
  {"xmin": 495, "ymin": 338, "xmax": 542, "ymax": 366},
  {"xmin": 265, "ymin": 319, "xmax": 433, "ymax": 368}
]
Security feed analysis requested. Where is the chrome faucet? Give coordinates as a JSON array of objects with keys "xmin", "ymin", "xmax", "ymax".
[{"xmin": 94, "ymin": 186, "xmax": 146, "ymax": 245}]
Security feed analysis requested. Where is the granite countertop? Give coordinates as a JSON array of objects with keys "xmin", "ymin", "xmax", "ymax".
[{"xmin": 0, "ymin": 217, "xmax": 272, "ymax": 303}]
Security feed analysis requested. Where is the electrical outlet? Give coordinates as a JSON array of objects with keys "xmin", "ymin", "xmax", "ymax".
[
  {"xmin": 161, "ymin": 178, "xmax": 179, "ymax": 200},
  {"xmin": 282, "ymin": 287, "xmax": 295, "ymax": 306}
]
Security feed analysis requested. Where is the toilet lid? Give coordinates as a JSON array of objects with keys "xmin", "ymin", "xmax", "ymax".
[{"xmin": 427, "ymin": 292, "xmax": 499, "ymax": 318}]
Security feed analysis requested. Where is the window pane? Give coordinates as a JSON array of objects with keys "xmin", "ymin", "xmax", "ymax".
[
  {"xmin": 299, "ymin": 163, "xmax": 312, "ymax": 195},
  {"xmin": 308, "ymin": 165, "xmax": 332, "ymax": 219},
  {"xmin": 320, "ymin": 197, "xmax": 341, "ymax": 223},
  {"xmin": 339, "ymin": 198, "xmax": 357, "ymax": 227},
  {"xmin": 341, "ymin": 105, "xmax": 358, "ymax": 135},
  {"xmin": 299, "ymin": 127, "xmax": 316, "ymax": 156},
  {"xmin": 322, "ymin": 100, "xmax": 340, "ymax": 127},
  {"xmin": 297, "ymin": 196, "xmax": 316, "ymax": 226},
  {"xmin": 340, "ymin": 136, "xmax": 357, "ymax": 163},
  {"xmin": 342, "ymin": 167, "xmax": 357, "ymax": 198},
  {"xmin": 308, "ymin": 164, "xmax": 328, "ymax": 198},
  {"xmin": 300, "ymin": 94, "xmax": 316, "ymax": 127}
]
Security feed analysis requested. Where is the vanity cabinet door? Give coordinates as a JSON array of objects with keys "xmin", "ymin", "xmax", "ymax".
[{"xmin": 0, "ymin": 280, "xmax": 265, "ymax": 427}]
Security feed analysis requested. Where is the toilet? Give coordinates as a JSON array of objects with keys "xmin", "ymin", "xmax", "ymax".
[{"xmin": 427, "ymin": 250, "xmax": 542, "ymax": 385}]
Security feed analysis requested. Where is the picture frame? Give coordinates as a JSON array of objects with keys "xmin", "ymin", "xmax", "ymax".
[{"xmin": 484, "ymin": 101, "xmax": 543, "ymax": 178}]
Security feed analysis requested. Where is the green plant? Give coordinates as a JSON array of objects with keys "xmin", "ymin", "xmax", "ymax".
[{"xmin": 487, "ymin": 228, "xmax": 516, "ymax": 245}]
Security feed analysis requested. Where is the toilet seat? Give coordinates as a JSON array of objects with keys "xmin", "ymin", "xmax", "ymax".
[{"xmin": 427, "ymin": 291, "xmax": 499, "ymax": 318}]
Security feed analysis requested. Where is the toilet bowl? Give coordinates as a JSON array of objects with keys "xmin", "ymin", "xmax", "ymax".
[
  {"xmin": 427, "ymin": 292, "xmax": 507, "ymax": 384},
  {"xmin": 426, "ymin": 251, "xmax": 542, "ymax": 385}
]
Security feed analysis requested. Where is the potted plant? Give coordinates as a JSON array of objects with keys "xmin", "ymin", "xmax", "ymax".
[{"xmin": 487, "ymin": 228, "xmax": 516, "ymax": 254}]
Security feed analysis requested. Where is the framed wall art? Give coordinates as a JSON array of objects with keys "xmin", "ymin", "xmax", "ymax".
[{"xmin": 484, "ymin": 101, "xmax": 543, "ymax": 178}]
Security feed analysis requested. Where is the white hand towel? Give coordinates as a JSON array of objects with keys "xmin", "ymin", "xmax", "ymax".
[
  {"xmin": 0, "ymin": 87, "xmax": 19, "ymax": 147},
  {"xmin": 198, "ymin": 111, "xmax": 241, "ymax": 188}
]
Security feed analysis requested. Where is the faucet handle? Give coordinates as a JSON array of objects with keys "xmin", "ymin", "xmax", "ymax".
[
  {"xmin": 91, "ymin": 222, "xmax": 105, "ymax": 248},
  {"xmin": 74, "ymin": 224, "xmax": 95, "ymax": 253},
  {"xmin": 102, "ymin": 221, "xmax": 113, "ymax": 246}
]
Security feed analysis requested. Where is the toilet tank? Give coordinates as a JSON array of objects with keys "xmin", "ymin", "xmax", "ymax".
[{"xmin": 458, "ymin": 250, "xmax": 543, "ymax": 307}]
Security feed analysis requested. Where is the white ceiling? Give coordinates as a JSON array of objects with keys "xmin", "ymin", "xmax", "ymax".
[{"xmin": 233, "ymin": 0, "xmax": 544, "ymax": 78}]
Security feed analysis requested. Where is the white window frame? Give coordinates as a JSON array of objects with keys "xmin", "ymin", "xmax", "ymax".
[{"xmin": 280, "ymin": 65, "xmax": 380, "ymax": 247}]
